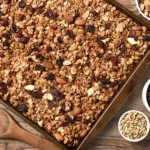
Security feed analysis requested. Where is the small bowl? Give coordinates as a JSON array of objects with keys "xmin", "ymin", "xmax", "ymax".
[
  {"xmin": 118, "ymin": 110, "xmax": 150, "ymax": 142},
  {"xmin": 135, "ymin": 0, "xmax": 150, "ymax": 21},
  {"xmin": 142, "ymin": 79, "xmax": 150, "ymax": 112}
]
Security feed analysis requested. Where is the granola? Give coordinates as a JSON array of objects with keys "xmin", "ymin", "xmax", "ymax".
[{"xmin": 0, "ymin": 0, "xmax": 150, "ymax": 147}]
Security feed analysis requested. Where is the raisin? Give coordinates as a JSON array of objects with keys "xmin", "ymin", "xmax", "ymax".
[
  {"xmin": 143, "ymin": 36, "xmax": 150, "ymax": 42},
  {"xmin": 105, "ymin": 23, "xmax": 111, "ymax": 29},
  {"xmin": 48, "ymin": 101, "xmax": 55, "ymax": 109},
  {"xmin": 45, "ymin": 73, "xmax": 55, "ymax": 81},
  {"xmin": 57, "ymin": 37, "xmax": 63, "ymax": 44},
  {"xmin": 12, "ymin": 24, "xmax": 17, "ymax": 32},
  {"xmin": 65, "ymin": 115, "xmax": 75, "ymax": 123},
  {"xmin": 0, "ymin": 52, "xmax": 4, "ymax": 57},
  {"xmin": 56, "ymin": 58, "xmax": 64, "ymax": 68},
  {"xmin": 32, "ymin": 91, "xmax": 43, "ymax": 99},
  {"xmin": 17, "ymin": 104, "xmax": 28, "ymax": 112},
  {"xmin": 5, "ymin": 0, "xmax": 11, "ymax": 4},
  {"xmin": 66, "ymin": 30, "xmax": 75, "ymax": 39},
  {"xmin": 61, "ymin": 122, "xmax": 68, "ymax": 127},
  {"xmin": 2, "ymin": 32, "xmax": 11, "ymax": 39},
  {"xmin": 3, "ymin": 41, "xmax": 10, "ymax": 50},
  {"xmin": 2, "ymin": 18, "xmax": 9, "ymax": 26},
  {"xmin": 18, "ymin": 37, "xmax": 29, "ymax": 44},
  {"xmin": 44, "ymin": 9, "xmax": 58, "ymax": 19},
  {"xmin": 46, "ymin": 46, "xmax": 53, "ymax": 52},
  {"xmin": 0, "ymin": 82, "xmax": 7, "ymax": 94},
  {"xmin": 99, "ymin": 76, "xmax": 111, "ymax": 85},
  {"xmin": 83, "ymin": 119, "xmax": 91, "ymax": 124},
  {"xmin": 111, "ymin": 56, "xmax": 118, "ymax": 65},
  {"xmin": 35, "ymin": 64, "xmax": 46, "ymax": 72},
  {"xmin": 50, "ymin": 88, "xmax": 65, "ymax": 101},
  {"xmin": 87, "ymin": 25, "xmax": 95, "ymax": 33},
  {"xmin": 19, "ymin": 0, "xmax": 26, "ymax": 8}
]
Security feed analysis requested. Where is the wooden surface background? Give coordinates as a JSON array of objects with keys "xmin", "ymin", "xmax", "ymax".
[{"xmin": 0, "ymin": 0, "xmax": 150, "ymax": 150}]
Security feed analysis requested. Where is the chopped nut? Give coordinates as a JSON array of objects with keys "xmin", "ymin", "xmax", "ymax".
[
  {"xmin": 56, "ymin": 77, "xmax": 67, "ymax": 85},
  {"xmin": 71, "ymin": 66, "xmax": 77, "ymax": 75},
  {"xmin": 75, "ymin": 18, "xmax": 86, "ymax": 25}
]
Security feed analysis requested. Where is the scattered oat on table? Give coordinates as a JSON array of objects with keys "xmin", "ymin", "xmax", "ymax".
[{"xmin": 0, "ymin": 0, "xmax": 150, "ymax": 147}]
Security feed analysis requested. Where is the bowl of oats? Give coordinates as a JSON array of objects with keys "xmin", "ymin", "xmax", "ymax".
[
  {"xmin": 118, "ymin": 110, "xmax": 149, "ymax": 142},
  {"xmin": 142, "ymin": 79, "xmax": 150, "ymax": 112},
  {"xmin": 136, "ymin": 0, "xmax": 150, "ymax": 20}
]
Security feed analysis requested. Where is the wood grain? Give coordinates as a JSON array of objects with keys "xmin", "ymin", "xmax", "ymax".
[{"xmin": 0, "ymin": 0, "xmax": 150, "ymax": 150}]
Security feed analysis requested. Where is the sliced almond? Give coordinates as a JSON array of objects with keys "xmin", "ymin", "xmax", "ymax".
[
  {"xmin": 56, "ymin": 77, "xmax": 67, "ymax": 85},
  {"xmin": 80, "ymin": 129, "xmax": 88, "ymax": 138},
  {"xmin": 54, "ymin": 133, "xmax": 64, "ymax": 141},
  {"xmin": 43, "ymin": 60, "xmax": 53, "ymax": 69},
  {"xmin": 64, "ymin": 14, "xmax": 73, "ymax": 23},
  {"xmin": 73, "ymin": 107, "xmax": 82, "ymax": 117},
  {"xmin": 75, "ymin": 18, "xmax": 86, "ymax": 26},
  {"xmin": 24, "ymin": 85, "xmax": 35, "ymax": 91}
]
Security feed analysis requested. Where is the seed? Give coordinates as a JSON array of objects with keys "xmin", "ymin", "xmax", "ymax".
[
  {"xmin": 63, "ymin": 60, "xmax": 72, "ymax": 66},
  {"xmin": 87, "ymin": 87, "xmax": 94, "ymax": 97}
]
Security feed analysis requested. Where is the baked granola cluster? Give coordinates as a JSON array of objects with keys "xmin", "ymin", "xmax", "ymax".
[
  {"xmin": 0, "ymin": 0, "xmax": 150, "ymax": 147},
  {"xmin": 139, "ymin": 0, "xmax": 150, "ymax": 17}
]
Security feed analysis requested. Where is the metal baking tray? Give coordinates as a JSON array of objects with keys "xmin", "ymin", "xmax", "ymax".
[{"xmin": 0, "ymin": 0, "xmax": 150, "ymax": 150}]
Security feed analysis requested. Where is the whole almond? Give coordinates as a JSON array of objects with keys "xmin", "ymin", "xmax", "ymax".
[
  {"xmin": 80, "ymin": 129, "xmax": 88, "ymax": 138},
  {"xmin": 75, "ymin": 19, "xmax": 86, "ymax": 26},
  {"xmin": 54, "ymin": 133, "xmax": 64, "ymax": 141},
  {"xmin": 56, "ymin": 77, "xmax": 67, "ymax": 85},
  {"xmin": 64, "ymin": 14, "xmax": 73, "ymax": 23},
  {"xmin": 73, "ymin": 107, "xmax": 82, "ymax": 117},
  {"xmin": 132, "ymin": 26, "xmax": 142, "ymax": 31},
  {"xmin": 43, "ymin": 60, "xmax": 53, "ymax": 69}
]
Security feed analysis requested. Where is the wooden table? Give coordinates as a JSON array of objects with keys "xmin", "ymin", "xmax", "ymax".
[{"xmin": 0, "ymin": 1, "xmax": 150, "ymax": 150}]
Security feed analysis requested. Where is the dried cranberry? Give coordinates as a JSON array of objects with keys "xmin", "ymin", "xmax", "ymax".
[
  {"xmin": 65, "ymin": 115, "xmax": 75, "ymax": 123},
  {"xmin": 75, "ymin": 117, "xmax": 82, "ymax": 121},
  {"xmin": 17, "ymin": 104, "xmax": 28, "ymax": 112},
  {"xmin": 19, "ymin": 15, "xmax": 25, "ymax": 21},
  {"xmin": 134, "ymin": 36, "xmax": 138, "ymax": 41},
  {"xmin": 143, "ymin": 36, "xmax": 150, "ymax": 42},
  {"xmin": 44, "ymin": 9, "xmax": 58, "ymax": 19},
  {"xmin": 61, "ymin": 122, "xmax": 68, "ymax": 127},
  {"xmin": 32, "ymin": 91, "xmax": 43, "ymax": 99},
  {"xmin": 17, "ymin": 30, "xmax": 23, "ymax": 38},
  {"xmin": 50, "ymin": 88, "xmax": 65, "ymax": 101},
  {"xmin": 57, "ymin": 37, "xmax": 63, "ymax": 44},
  {"xmin": 73, "ymin": 10, "xmax": 80, "ymax": 22},
  {"xmin": 2, "ymin": 32, "xmax": 11, "ymax": 39},
  {"xmin": 0, "ymin": 10, "xmax": 4, "ymax": 16},
  {"xmin": 37, "ymin": 6, "xmax": 44, "ymax": 14},
  {"xmin": 132, "ymin": 45, "xmax": 139, "ymax": 51},
  {"xmin": 105, "ymin": 23, "xmax": 111, "ymax": 29},
  {"xmin": 18, "ymin": 37, "xmax": 29, "ymax": 44},
  {"xmin": 46, "ymin": 73, "xmax": 55, "ymax": 81},
  {"xmin": 19, "ymin": 1, "xmax": 26, "ymax": 8},
  {"xmin": 35, "ymin": 64, "xmax": 46, "ymax": 72},
  {"xmin": 60, "ymin": 104, "xmax": 66, "ymax": 112},
  {"xmin": 1, "ymin": 18, "xmax": 9, "ymax": 26},
  {"xmin": 48, "ymin": 101, "xmax": 55, "ymax": 109},
  {"xmin": 46, "ymin": 46, "xmax": 53, "ymax": 52},
  {"xmin": 0, "ymin": 82, "xmax": 7, "ymax": 94},
  {"xmin": 87, "ymin": 25, "xmax": 95, "ymax": 33},
  {"xmin": 3, "ymin": 41, "xmax": 10, "ymax": 50},
  {"xmin": 66, "ymin": 30, "xmax": 75, "ymax": 39},
  {"xmin": 56, "ymin": 58, "xmax": 64, "ymax": 68},
  {"xmin": 12, "ymin": 24, "xmax": 17, "ymax": 32},
  {"xmin": 83, "ymin": 119, "xmax": 91, "ymax": 124},
  {"xmin": 111, "ymin": 56, "xmax": 118, "ymax": 65},
  {"xmin": 90, "ymin": 10, "xmax": 98, "ymax": 16},
  {"xmin": 97, "ymin": 53, "xmax": 104, "ymax": 58},
  {"xmin": 5, "ymin": 0, "xmax": 11, "ymax": 4},
  {"xmin": 99, "ymin": 76, "xmax": 111, "ymax": 85},
  {"xmin": 0, "ymin": 52, "xmax": 4, "ymax": 57}
]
